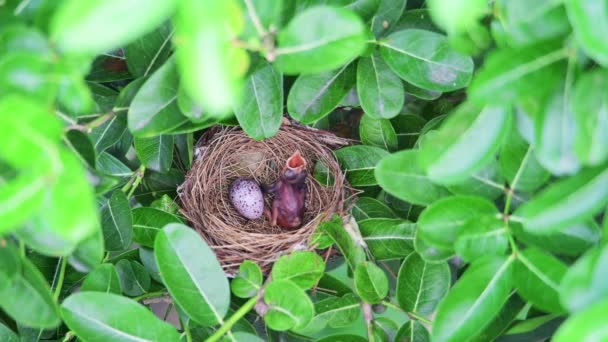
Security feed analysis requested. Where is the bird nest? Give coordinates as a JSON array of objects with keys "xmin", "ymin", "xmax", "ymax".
[{"xmin": 178, "ymin": 120, "xmax": 353, "ymax": 275}]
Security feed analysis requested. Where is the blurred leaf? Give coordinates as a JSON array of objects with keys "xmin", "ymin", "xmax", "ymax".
[
  {"xmin": 50, "ymin": 0, "xmax": 176, "ymax": 55},
  {"xmin": 0, "ymin": 256, "xmax": 60, "ymax": 328},
  {"xmin": 275, "ymin": 6, "xmax": 366, "ymax": 74},
  {"xmin": 419, "ymin": 105, "xmax": 512, "ymax": 185},
  {"xmin": 124, "ymin": 22, "xmax": 173, "ymax": 77},
  {"xmin": 61, "ymin": 292, "xmax": 180, "ymax": 341},
  {"xmin": 231, "ymin": 260, "xmax": 263, "ymax": 298},
  {"xmin": 154, "ymin": 223, "xmax": 230, "ymax": 326},
  {"xmin": 150, "ymin": 194, "xmax": 179, "ymax": 214},
  {"xmin": 0, "ymin": 52, "xmax": 55, "ymax": 104},
  {"xmin": 316, "ymin": 335, "xmax": 367, "ymax": 342},
  {"xmin": 512, "ymin": 220, "xmax": 600, "ymax": 257},
  {"xmin": 559, "ymin": 245, "xmax": 608, "ymax": 313},
  {"xmin": 65, "ymin": 130, "xmax": 96, "ymax": 169},
  {"xmin": 90, "ymin": 113, "xmax": 127, "ymax": 153},
  {"xmin": 100, "ymin": 190, "xmax": 133, "ymax": 252},
  {"xmin": 403, "ymin": 81, "xmax": 442, "ymax": 101},
  {"xmin": 234, "ymin": 60, "xmax": 283, "ymax": 140},
  {"xmin": 553, "ymin": 297, "xmax": 608, "ymax": 342},
  {"xmin": 354, "ymin": 261, "xmax": 388, "ymax": 304},
  {"xmin": 287, "ymin": 63, "xmax": 355, "ymax": 124},
  {"xmin": 174, "ymin": 0, "xmax": 247, "ymax": 115},
  {"xmin": 433, "ymin": 256, "xmax": 515, "ymax": 342},
  {"xmin": 375, "ymin": 149, "xmax": 451, "ymax": 206},
  {"xmin": 391, "ymin": 114, "xmax": 426, "ymax": 149},
  {"xmin": 370, "ymin": 0, "xmax": 407, "ymax": 36},
  {"xmin": 127, "ymin": 59, "xmax": 190, "ymax": 137},
  {"xmin": 264, "ymin": 279, "xmax": 314, "ymax": 331},
  {"xmin": 81, "ymin": 263, "xmax": 122, "ymax": 294},
  {"xmin": 134, "ymin": 135, "xmax": 174, "ymax": 173},
  {"xmin": 379, "ymin": 29, "xmax": 474, "ymax": 92},
  {"xmin": 116, "ymin": 259, "xmax": 150, "ymax": 297},
  {"xmin": 359, "ymin": 218, "xmax": 415, "ymax": 260},
  {"xmin": 566, "ymin": 0, "xmax": 608, "ymax": 66},
  {"xmin": 357, "ymin": 52, "xmax": 404, "ymax": 119},
  {"xmin": 351, "ymin": 197, "xmax": 399, "ymax": 222},
  {"xmin": 397, "ymin": 253, "xmax": 450, "ymax": 315},
  {"xmin": 139, "ymin": 247, "xmax": 163, "ymax": 284},
  {"xmin": 572, "ymin": 69, "xmax": 608, "ymax": 166},
  {"xmin": 320, "ymin": 215, "xmax": 366, "ymax": 272},
  {"xmin": 86, "ymin": 53, "xmax": 131, "ymax": 83},
  {"xmin": 427, "ymin": 0, "xmax": 487, "ymax": 35},
  {"xmin": 455, "ymin": 215, "xmax": 509, "ymax": 263},
  {"xmin": 68, "ymin": 228, "xmax": 104, "ymax": 273},
  {"xmin": 132, "ymin": 207, "xmax": 182, "ymax": 248},
  {"xmin": 0, "ymin": 24, "xmax": 51, "ymax": 55},
  {"xmin": 494, "ymin": 0, "xmax": 570, "ymax": 46},
  {"xmin": 499, "ymin": 128, "xmax": 550, "ymax": 192},
  {"xmin": 0, "ymin": 245, "xmax": 20, "ymax": 292},
  {"xmin": 514, "ymin": 165, "xmax": 608, "ymax": 234},
  {"xmin": 241, "ymin": 0, "xmax": 282, "ymax": 38},
  {"xmin": 97, "ymin": 152, "xmax": 132, "ymax": 177},
  {"xmin": 446, "ymin": 161, "xmax": 506, "ymax": 200},
  {"xmin": 359, "ymin": 114, "xmax": 398, "ymax": 151},
  {"xmin": 515, "ymin": 248, "xmax": 567, "ymax": 314},
  {"xmin": 418, "ymin": 195, "xmax": 497, "ymax": 250},
  {"xmin": 272, "ymin": 251, "xmax": 325, "ymax": 290},
  {"xmin": 312, "ymin": 293, "xmax": 361, "ymax": 329},
  {"xmin": 334, "ymin": 145, "xmax": 389, "ymax": 186},
  {"xmin": 0, "ymin": 323, "xmax": 18, "ymax": 342},
  {"xmin": 395, "ymin": 321, "xmax": 430, "ymax": 342}
]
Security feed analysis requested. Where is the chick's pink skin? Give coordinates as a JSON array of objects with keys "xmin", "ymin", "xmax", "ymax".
[{"xmin": 229, "ymin": 178, "xmax": 264, "ymax": 220}]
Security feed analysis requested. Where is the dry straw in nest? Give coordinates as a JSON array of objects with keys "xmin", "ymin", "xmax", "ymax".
[{"xmin": 178, "ymin": 120, "xmax": 353, "ymax": 275}]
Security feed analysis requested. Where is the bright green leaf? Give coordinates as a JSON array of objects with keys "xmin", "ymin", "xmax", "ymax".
[
  {"xmin": 132, "ymin": 207, "xmax": 182, "ymax": 248},
  {"xmin": 455, "ymin": 215, "xmax": 509, "ymax": 263},
  {"xmin": 81, "ymin": 263, "xmax": 122, "ymax": 294},
  {"xmin": 359, "ymin": 218, "xmax": 415, "ymax": 260},
  {"xmin": 272, "ymin": 251, "xmax": 325, "ymax": 290},
  {"xmin": 359, "ymin": 114, "xmax": 398, "ymax": 151},
  {"xmin": 553, "ymin": 297, "xmax": 608, "ymax": 342},
  {"xmin": 231, "ymin": 260, "xmax": 263, "ymax": 298},
  {"xmin": 397, "ymin": 253, "xmax": 450, "ymax": 315},
  {"xmin": 559, "ymin": 245, "xmax": 608, "ymax": 312},
  {"xmin": 357, "ymin": 52, "xmax": 404, "ymax": 119},
  {"xmin": 263, "ymin": 279, "xmax": 314, "ymax": 331},
  {"xmin": 499, "ymin": 128, "xmax": 550, "ymax": 192},
  {"xmin": 566, "ymin": 0, "xmax": 608, "ymax": 66}
]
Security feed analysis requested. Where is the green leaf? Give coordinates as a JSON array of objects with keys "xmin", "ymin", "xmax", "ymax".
[
  {"xmin": 554, "ymin": 297, "xmax": 608, "ymax": 342},
  {"xmin": 512, "ymin": 220, "xmax": 600, "ymax": 257},
  {"xmin": 320, "ymin": 215, "xmax": 366, "ymax": 272},
  {"xmin": 391, "ymin": 114, "xmax": 427, "ymax": 149},
  {"xmin": 116, "ymin": 259, "xmax": 150, "ymax": 297},
  {"xmin": 433, "ymin": 256, "xmax": 515, "ymax": 342},
  {"xmin": 354, "ymin": 261, "xmax": 388, "ymax": 304},
  {"xmin": 312, "ymin": 293, "xmax": 361, "ymax": 329},
  {"xmin": 495, "ymin": 0, "xmax": 570, "ymax": 46},
  {"xmin": 241, "ymin": 0, "xmax": 282, "ymax": 38},
  {"xmin": 375, "ymin": 149, "xmax": 451, "ymax": 206},
  {"xmin": 351, "ymin": 197, "xmax": 398, "ymax": 222},
  {"xmin": 97, "ymin": 152, "xmax": 132, "ymax": 177},
  {"xmin": 134, "ymin": 135, "xmax": 174, "ymax": 173},
  {"xmin": 395, "ymin": 321, "xmax": 430, "ymax": 342},
  {"xmin": 100, "ymin": 190, "xmax": 133, "ymax": 252},
  {"xmin": 499, "ymin": 128, "xmax": 550, "ymax": 192},
  {"xmin": 446, "ymin": 161, "xmax": 506, "ymax": 200},
  {"xmin": 139, "ymin": 247, "xmax": 163, "ymax": 284},
  {"xmin": 81, "ymin": 263, "xmax": 122, "ymax": 294},
  {"xmin": 455, "ymin": 215, "xmax": 509, "ymax": 263},
  {"xmin": 515, "ymin": 248, "xmax": 567, "ymax": 314},
  {"xmin": 370, "ymin": 0, "xmax": 407, "ymax": 36},
  {"xmin": 231, "ymin": 260, "xmax": 263, "ymax": 298},
  {"xmin": 0, "ymin": 323, "xmax": 18, "ymax": 342},
  {"xmin": 68, "ymin": 228, "xmax": 104, "ymax": 273},
  {"xmin": 124, "ymin": 22, "xmax": 173, "ymax": 77},
  {"xmin": 334, "ymin": 145, "xmax": 389, "ymax": 186},
  {"xmin": 90, "ymin": 113, "xmax": 127, "ymax": 153},
  {"xmin": 234, "ymin": 60, "xmax": 283, "ymax": 140},
  {"xmin": 419, "ymin": 104, "xmax": 512, "ymax": 185},
  {"xmin": 316, "ymin": 335, "xmax": 367, "ymax": 342},
  {"xmin": 397, "ymin": 253, "xmax": 450, "ymax": 315},
  {"xmin": 51, "ymin": 0, "xmax": 176, "ymax": 55},
  {"xmin": 514, "ymin": 165, "xmax": 608, "ymax": 234},
  {"xmin": 0, "ymin": 256, "xmax": 60, "ymax": 328},
  {"xmin": 418, "ymin": 195, "xmax": 497, "ymax": 250},
  {"xmin": 127, "ymin": 59, "xmax": 190, "ymax": 137},
  {"xmin": 0, "ymin": 245, "xmax": 20, "ymax": 292},
  {"xmin": 356, "ymin": 52, "xmax": 404, "ymax": 119},
  {"xmin": 572, "ymin": 69, "xmax": 608, "ymax": 166},
  {"xmin": 534, "ymin": 85, "xmax": 581, "ymax": 176},
  {"xmin": 414, "ymin": 230, "xmax": 454, "ymax": 263},
  {"xmin": 61, "ymin": 292, "xmax": 180, "ymax": 341},
  {"xmin": 174, "ymin": 0, "xmax": 248, "ymax": 115},
  {"xmin": 379, "ymin": 29, "xmax": 474, "ymax": 92},
  {"xmin": 287, "ymin": 63, "xmax": 355, "ymax": 124},
  {"xmin": 274, "ymin": 6, "xmax": 366, "ymax": 74},
  {"xmin": 263, "ymin": 279, "xmax": 314, "ymax": 331},
  {"xmin": 469, "ymin": 292, "xmax": 526, "ymax": 342},
  {"xmin": 154, "ymin": 223, "xmax": 230, "ymax": 326},
  {"xmin": 272, "ymin": 251, "xmax": 325, "ymax": 290},
  {"xmin": 359, "ymin": 218, "xmax": 415, "ymax": 260},
  {"xmin": 0, "ymin": 52, "xmax": 56, "ymax": 104},
  {"xmin": 65, "ymin": 130, "xmax": 96, "ymax": 169},
  {"xmin": 566, "ymin": 0, "xmax": 608, "ymax": 66},
  {"xmin": 359, "ymin": 114, "xmax": 398, "ymax": 151},
  {"xmin": 132, "ymin": 207, "xmax": 182, "ymax": 248},
  {"xmin": 428, "ymin": 0, "xmax": 488, "ymax": 34},
  {"xmin": 560, "ymin": 245, "xmax": 608, "ymax": 313}
]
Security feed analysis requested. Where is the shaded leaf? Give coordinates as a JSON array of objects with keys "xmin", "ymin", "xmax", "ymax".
[
  {"xmin": 96, "ymin": 152, "xmax": 132, "ymax": 177},
  {"xmin": 334, "ymin": 145, "xmax": 389, "ymax": 186},
  {"xmin": 134, "ymin": 135, "xmax": 174, "ymax": 173},
  {"xmin": 320, "ymin": 215, "xmax": 366, "ymax": 272},
  {"xmin": 90, "ymin": 113, "xmax": 127, "ymax": 153},
  {"xmin": 359, "ymin": 114, "xmax": 398, "ymax": 151},
  {"xmin": 81, "ymin": 263, "xmax": 122, "ymax": 294},
  {"xmin": 100, "ymin": 190, "xmax": 133, "ymax": 252},
  {"xmin": 115, "ymin": 259, "xmax": 150, "ymax": 297},
  {"xmin": 370, "ymin": 0, "xmax": 407, "ymax": 36},
  {"xmin": 359, "ymin": 218, "xmax": 415, "ymax": 260},
  {"xmin": 395, "ymin": 321, "xmax": 430, "ymax": 342},
  {"xmin": 515, "ymin": 248, "xmax": 567, "ymax": 313},
  {"xmin": 499, "ymin": 128, "xmax": 550, "ymax": 192},
  {"xmin": 124, "ymin": 22, "xmax": 173, "ymax": 77},
  {"xmin": 132, "ymin": 207, "xmax": 182, "ymax": 248},
  {"xmin": 357, "ymin": 52, "xmax": 404, "ymax": 119},
  {"xmin": 397, "ymin": 253, "xmax": 450, "ymax": 315},
  {"xmin": 512, "ymin": 220, "xmax": 600, "ymax": 257},
  {"xmin": 354, "ymin": 261, "xmax": 389, "ymax": 304},
  {"xmin": 312, "ymin": 293, "xmax": 361, "ymax": 329},
  {"xmin": 351, "ymin": 197, "xmax": 399, "ymax": 222}
]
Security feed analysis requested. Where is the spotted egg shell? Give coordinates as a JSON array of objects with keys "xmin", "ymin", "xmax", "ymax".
[{"xmin": 229, "ymin": 178, "xmax": 264, "ymax": 220}]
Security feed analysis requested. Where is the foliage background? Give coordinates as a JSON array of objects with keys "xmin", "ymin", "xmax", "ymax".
[{"xmin": 1, "ymin": 0, "xmax": 607, "ymax": 341}]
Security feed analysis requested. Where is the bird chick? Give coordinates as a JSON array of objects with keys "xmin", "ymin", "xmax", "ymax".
[{"xmin": 265, "ymin": 151, "xmax": 308, "ymax": 229}]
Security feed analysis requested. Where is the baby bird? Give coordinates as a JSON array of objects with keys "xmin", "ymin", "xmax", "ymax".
[{"xmin": 265, "ymin": 151, "xmax": 308, "ymax": 229}]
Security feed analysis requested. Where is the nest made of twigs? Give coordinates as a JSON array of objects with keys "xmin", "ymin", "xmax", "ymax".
[{"xmin": 178, "ymin": 120, "xmax": 353, "ymax": 275}]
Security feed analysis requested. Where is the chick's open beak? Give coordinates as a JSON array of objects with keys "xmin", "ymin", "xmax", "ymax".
[{"xmin": 286, "ymin": 151, "xmax": 307, "ymax": 173}]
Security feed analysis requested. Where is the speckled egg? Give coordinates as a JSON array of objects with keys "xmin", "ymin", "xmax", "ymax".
[{"xmin": 229, "ymin": 178, "xmax": 264, "ymax": 220}]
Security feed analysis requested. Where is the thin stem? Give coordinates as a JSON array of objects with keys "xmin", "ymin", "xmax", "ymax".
[
  {"xmin": 53, "ymin": 257, "xmax": 67, "ymax": 301},
  {"xmin": 179, "ymin": 315, "xmax": 193, "ymax": 342},
  {"xmin": 85, "ymin": 111, "xmax": 116, "ymax": 130},
  {"xmin": 133, "ymin": 290, "xmax": 167, "ymax": 302},
  {"xmin": 61, "ymin": 331, "xmax": 74, "ymax": 342},
  {"xmin": 243, "ymin": 0, "xmax": 266, "ymax": 36},
  {"xmin": 382, "ymin": 301, "xmax": 433, "ymax": 325},
  {"xmin": 362, "ymin": 302, "xmax": 375, "ymax": 342},
  {"xmin": 205, "ymin": 296, "xmax": 257, "ymax": 342},
  {"xmin": 127, "ymin": 165, "xmax": 146, "ymax": 199}
]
